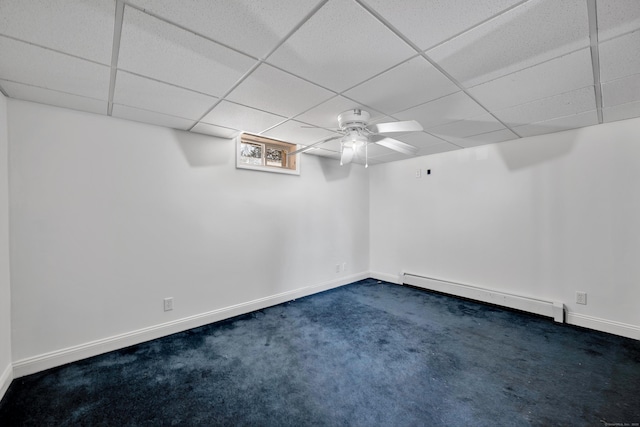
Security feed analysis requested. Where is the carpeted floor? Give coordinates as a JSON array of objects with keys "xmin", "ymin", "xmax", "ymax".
[{"xmin": 1, "ymin": 278, "xmax": 639, "ymax": 426}]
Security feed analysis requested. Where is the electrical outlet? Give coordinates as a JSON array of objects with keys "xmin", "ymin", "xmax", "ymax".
[
  {"xmin": 415, "ymin": 169, "xmax": 422, "ymax": 178},
  {"xmin": 335, "ymin": 264, "xmax": 341, "ymax": 273},
  {"xmin": 576, "ymin": 292, "xmax": 587, "ymax": 305},
  {"xmin": 164, "ymin": 297, "xmax": 173, "ymax": 311},
  {"xmin": 342, "ymin": 262, "xmax": 347, "ymax": 272}
]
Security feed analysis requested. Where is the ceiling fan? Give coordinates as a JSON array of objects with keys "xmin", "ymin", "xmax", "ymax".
[{"xmin": 290, "ymin": 109, "xmax": 423, "ymax": 167}]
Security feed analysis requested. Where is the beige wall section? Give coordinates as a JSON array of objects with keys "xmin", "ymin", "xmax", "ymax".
[
  {"xmin": 370, "ymin": 117, "xmax": 640, "ymax": 339},
  {"xmin": 8, "ymin": 100, "xmax": 370, "ymax": 369}
]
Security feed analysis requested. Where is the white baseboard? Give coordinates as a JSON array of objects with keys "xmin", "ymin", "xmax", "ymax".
[
  {"xmin": 402, "ymin": 273, "xmax": 564, "ymax": 322},
  {"xmin": 567, "ymin": 312, "xmax": 640, "ymax": 340},
  {"xmin": 0, "ymin": 363, "xmax": 13, "ymax": 403},
  {"xmin": 369, "ymin": 271, "xmax": 402, "ymax": 284},
  {"xmin": 13, "ymin": 272, "xmax": 369, "ymax": 378}
]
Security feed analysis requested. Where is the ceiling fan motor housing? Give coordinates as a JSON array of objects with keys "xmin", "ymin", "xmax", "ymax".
[{"xmin": 338, "ymin": 109, "xmax": 371, "ymax": 131}]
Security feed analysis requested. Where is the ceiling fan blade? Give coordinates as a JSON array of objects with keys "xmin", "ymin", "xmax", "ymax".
[
  {"xmin": 341, "ymin": 147, "xmax": 354, "ymax": 164},
  {"xmin": 366, "ymin": 120, "xmax": 423, "ymax": 134},
  {"xmin": 289, "ymin": 135, "xmax": 341, "ymax": 156},
  {"xmin": 372, "ymin": 135, "xmax": 419, "ymax": 156}
]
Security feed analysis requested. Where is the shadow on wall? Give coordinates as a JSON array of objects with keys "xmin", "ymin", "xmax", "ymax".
[
  {"xmin": 173, "ymin": 129, "xmax": 233, "ymax": 167},
  {"xmin": 317, "ymin": 154, "xmax": 353, "ymax": 181},
  {"xmin": 495, "ymin": 126, "xmax": 579, "ymax": 171}
]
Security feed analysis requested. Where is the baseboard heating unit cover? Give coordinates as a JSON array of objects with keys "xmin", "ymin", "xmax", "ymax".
[{"xmin": 402, "ymin": 273, "xmax": 564, "ymax": 323}]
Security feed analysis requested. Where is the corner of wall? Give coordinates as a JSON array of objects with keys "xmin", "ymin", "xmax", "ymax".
[{"xmin": 0, "ymin": 91, "xmax": 13, "ymax": 403}]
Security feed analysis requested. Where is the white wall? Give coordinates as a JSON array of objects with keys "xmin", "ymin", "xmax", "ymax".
[
  {"xmin": 370, "ymin": 118, "xmax": 640, "ymax": 339},
  {"xmin": 8, "ymin": 100, "xmax": 369, "ymax": 373},
  {"xmin": 0, "ymin": 92, "xmax": 13, "ymax": 398}
]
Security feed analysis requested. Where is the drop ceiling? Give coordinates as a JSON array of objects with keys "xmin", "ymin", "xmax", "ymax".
[{"xmin": 1, "ymin": 0, "xmax": 639, "ymax": 165}]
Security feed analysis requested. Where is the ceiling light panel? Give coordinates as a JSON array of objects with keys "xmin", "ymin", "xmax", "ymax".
[
  {"xmin": 113, "ymin": 71, "xmax": 217, "ymax": 121},
  {"xmin": 395, "ymin": 91, "xmax": 486, "ymax": 129},
  {"xmin": 601, "ymin": 73, "xmax": 640, "ymax": 108},
  {"xmin": 0, "ymin": 80, "xmax": 107, "ymax": 115},
  {"xmin": 0, "ymin": 36, "xmax": 110, "ymax": 100},
  {"xmin": 493, "ymin": 86, "xmax": 596, "ymax": 127},
  {"xmin": 468, "ymin": 48, "xmax": 594, "ymax": 111},
  {"xmin": 0, "ymin": 0, "xmax": 115, "ymax": 64},
  {"xmin": 263, "ymin": 120, "xmax": 337, "ymax": 145},
  {"xmin": 118, "ymin": 6, "xmax": 256, "ymax": 97},
  {"xmin": 225, "ymin": 64, "xmax": 334, "ymax": 118},
  {"xmin": 200, "ymin": 101, "xmax": 286, "ymax": 134},
  {"xmin": 112, "ymin": 104, "xmax": 196, "ymax": 130},
  {"xmin": 427, "ymin": 0, "xmax": 590, "ymax": 87},
  {"xmin": 596, "ymin": 0, "xmax": 640, "ymax": 42},
  {"xmin": 599, "ymin": 30, "xmax": 640, "ymax": 83},
  {"xmin": 343, "ymin": 56, "xmax": 459, "ymax": 115},
  {"xmin": 126, "ymin": 0, "xmax": 321, "ymax": 59},
  {"xmin": 267, "ymin": 0, "xmax": 415, "ymax": 92},
  {"xmin": 513, "ymin": 110, "xmax": 598, "ymax": 137}
]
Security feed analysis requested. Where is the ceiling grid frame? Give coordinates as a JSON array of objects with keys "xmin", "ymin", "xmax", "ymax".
[
  {"xmin": 0, "ymin": 0, "xmax": 638, "ymax": 164},
  {"xmin": 587, "ymin": 0, "xmax": 604, "ymax": 124},
  {"xmin": 353, "ymin": 0, "xmax": 525, "ymax": 139}
]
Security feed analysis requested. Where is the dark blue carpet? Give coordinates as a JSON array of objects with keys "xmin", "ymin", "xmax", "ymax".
[{"xmin": 1, "ymin": 278, "xmax": 639, "ymax": 426}]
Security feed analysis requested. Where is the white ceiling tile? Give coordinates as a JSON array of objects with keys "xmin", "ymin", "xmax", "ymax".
[
  {"xmin": 427, "ymin": 113, "xmax": 506, "ymax": 140},
  {"xmin": 363, "ymin": 0, "xmax": 523, "ymax": 50},
  {"xmin": 267, "ymin": 0, "xmax": 415, "ymax": 92},
  {"xmin": 112, "ymin": 104, "xmax": 196, "ymax": 130},
  {"xmin": 118, "ymin": 6, "xmax": 256, "ymax": 96},
  {"xmin": 602, "ymin": 73, "xmax": 640, "ymax": 107},
  {"xmin": 468, "ymin": 128, "xmax": 519, "ymax": 143},
  {"xmin": 319, "ymin": 138, "xmax": 342, "ymax": 152},
  {"xmin": 295, "ymin": 96, "xmax": 377, "ymax": 129},
  {"xmin": 513, "ymin": 110, "xmax": 598, "ymax": 138},
  {"xmin": 416, "ymin": 142, "xmax": 461, "ymax": 156},
  {"xmin": 0, "ymin": 0, "xmax": 115, "ymax": 64},
  {"xmin": 392, "ymin": 132, "xmax": 447, "ymax": 149},
  {"xmin": 200, "ymin": 101, "xmax": 285, "ymax": 134},
  {"xmin": 596, "ymin": 0, "xmax": 640, "ymax": 42},
  {"xmin": 599, "ymin": 30, "xmax": 640, "ymax": 83},
  {"xmin": 494, "ymin": 86, "xmax": 596, "ymax": 126},
  {"xmin": 263, "ymin": 120, "xmax": 337, "ymax": 145},
  {"xmin": 603, "ymin": 101, "xmax": 640, "ymax": 123},
  {"xmin": 113, "ymin": 71, "xmax": 217, "ymax": 121},
  {"xmin": 191, "ymin": 122, "xmax": 239, "ymax": 139},
  {"xmin": 448, "ymin": 128, "xmax": 519, "ymax": 148},
  {"xmin": 0, "ymin": 80, "xmax": 107, "ymax": 115},
  {"xmin": 126, "ymin": 0, "xmax": 321, "ymax": 58},
  {"xmin": 468, "ymin": 48, "xmax": 594, "ymax": 111},
  {"xmin": 427, "ymin": 0, "xmax": 590, "ymax": 87},
  {"xmin": 304, "ymin": 148, "xmax": 340, "ymax": 159},
  {"xmin": 0, "ymin": 36, "xmax": 110, "ymax": 100},
  {"xmin": 226, "ymin": 64, "xmax": 334, "ymax": 118},
  {"xmin": 343, "ymin": 56, "xmax": 459, "ymax": 115},
  {"xmin": 395, "ymin": 91, "xmax": 486, "ymax": 129}
]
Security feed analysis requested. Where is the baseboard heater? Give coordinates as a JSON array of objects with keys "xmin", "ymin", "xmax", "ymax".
[{"xmin": 402, "ymin": 273, "xmax": 564, "ymax": 323}]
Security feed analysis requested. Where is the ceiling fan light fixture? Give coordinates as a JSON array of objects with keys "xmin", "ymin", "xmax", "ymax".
[{"xmin": 341, "ymin": 130, "xmax": 367, "ymax": 148}]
